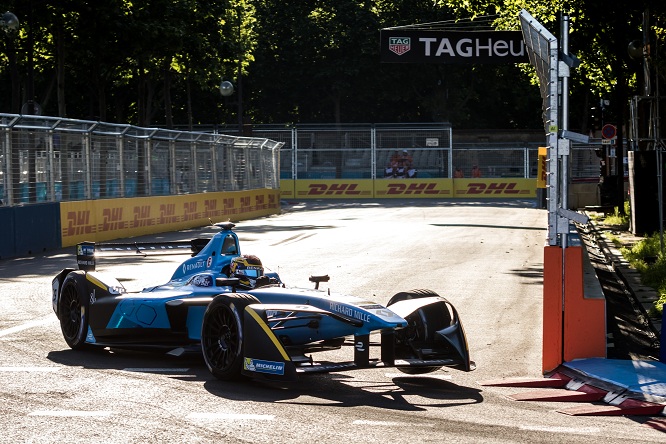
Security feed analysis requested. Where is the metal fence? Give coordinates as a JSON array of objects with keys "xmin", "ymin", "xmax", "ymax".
[
  {"xmin": 0, "ymin": 114, "xmax": 282, "ymax": 206},
  {"xmin": 1, "ymin": 116, "xmax": 607, "ymax": 207},
  {"xmin": 243, "ymin": 123, "xmax": 603, "ymax": 181}
]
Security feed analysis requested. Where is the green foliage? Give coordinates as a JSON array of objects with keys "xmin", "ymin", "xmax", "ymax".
[
  {"xmin": 602, "ymin": 201, "xmax": 630, "ymax": 228},
  {"xmin": 0, "ymin": 0, "xmax": 664, "ymax": 130},
  {"xmin": 620, "ymin": 233, "xmax": 666, "ymax": 316}
]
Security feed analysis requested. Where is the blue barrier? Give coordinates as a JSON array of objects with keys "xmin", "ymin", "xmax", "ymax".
[
  {"xmin": 19, "ymin": 182, "xmax": 29, "ymax": 203},
  {"xmin": 151, "ymin": 178, "xmax": 170, "ymax": 195},
  {"xmin": 70, "ymin": 181, "xmax": 84, "ymax": 200},
  {"xmin": 125, "ymin": 178, "xmax": 137, "ymax": 197},
  {"xmin": 36, "ymin": 182, "xmax": 47, "ymax": 202},
  {"xmin": 0, "ymin": 206, "xmax": 16, "ymax": 259},
  {"xmin": 0, "ymin": 203, "xmax": 61, "ymax": 258},
  {"xmin": 0, "ymin": 202, "xmax": 62, "ymax": 259},
  {"xmin": 13, "ymin": 203, "xmax": 61, "ymax": 256}
]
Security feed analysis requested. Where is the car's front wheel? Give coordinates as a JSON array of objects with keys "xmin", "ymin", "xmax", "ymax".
[
  {"xmin": 389, "ymin": 289, "xmax": 451, "ymax": 374},
  {"xmin": 201, "ymin": 293, "xmax": 259, "ymax": 380},
  {"xmin": 58, "ymin": 277, "xmax": 89, "ymax": 350}
]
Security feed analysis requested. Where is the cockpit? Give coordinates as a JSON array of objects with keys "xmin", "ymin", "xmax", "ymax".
[{"xmin": 221, "ymin": 234, "xmax": 238, "ymax": 255}]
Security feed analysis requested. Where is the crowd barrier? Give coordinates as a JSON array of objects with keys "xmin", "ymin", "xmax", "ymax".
[
  {"xmin": 280, "ymin": 178, "xmax": 536, "ymax": 199},
  {"xmin": 0, "ymin": 189, "xmax": 280, "ymax": 259}
]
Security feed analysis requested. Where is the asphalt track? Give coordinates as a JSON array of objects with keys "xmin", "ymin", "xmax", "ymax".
[{"xmin": 0, "ymin": 199, "xmax": 665, "ymax": 442}]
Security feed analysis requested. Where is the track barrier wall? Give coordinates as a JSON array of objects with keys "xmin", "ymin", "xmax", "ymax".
[
  {"xmin": 0, "ymin": 114, "xmax": 283, "ymax": 258},
  {"xmin": 1, "ymin": 117, "xmax": 611, "ymax": 259},
  {"xmin": 281, "ymin": 178, "xmax": 537, "ymax": 199},
  {"xmin": 0, "ymin": 202, "xmax": 61, "ymax": 259},
  {"xmin": 542, "ymin": 244, "xmax": 607, "ymax": 373},
  {"xmin": 59, "ymin": 189, "xmax": 281, "ymax": 247},
  {"xmin": 0, "ymin": 190, "xmax": 280, "ymax": 258}
]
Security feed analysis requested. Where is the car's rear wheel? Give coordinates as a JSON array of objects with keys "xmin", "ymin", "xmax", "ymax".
[
  {"xmin": 58, "ymin": 278, "xmax": 89, "ymax": 350},
  {"xmin": 201, "ymin": 293, "xmax": 259, "ymax": 380},
  {"xmin": 389, "ymin": 289, "xmax": 451, "ymax": 374}
]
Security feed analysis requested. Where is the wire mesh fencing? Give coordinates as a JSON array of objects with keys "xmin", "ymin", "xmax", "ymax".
[
  {"xmin": 1, "ymin": 115, "xmax": 606, "ymax": 207},
  {"xmin": 0, "ymin": 114, "xmax": 282, "ymax": 206}
]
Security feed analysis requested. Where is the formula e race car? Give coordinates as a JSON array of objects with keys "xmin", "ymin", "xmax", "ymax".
[{"xmin": 51, "ymin": 222, "xmax": 474, "ymax": 381}]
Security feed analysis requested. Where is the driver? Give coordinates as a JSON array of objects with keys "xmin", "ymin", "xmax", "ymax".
[{"xmin": 228, "ymin": 255, "xmax": 276, "ymax": 289}]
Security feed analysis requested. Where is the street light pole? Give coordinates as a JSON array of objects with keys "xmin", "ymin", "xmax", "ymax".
[
  {"xmin": 27, "ymin": 1, "xmax": 35, "ymax": 115},
  {"xmin": 1, "ymin": 11, "xmax": 18, "ymax": 206},
  {"xmin": 1, "ymin": 11, "xmax": 19, "ymax": 113}
]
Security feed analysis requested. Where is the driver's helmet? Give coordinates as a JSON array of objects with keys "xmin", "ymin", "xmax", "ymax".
[{"xmin": 229, "ymin": 255, "xmax": 264, "ymax": 288}]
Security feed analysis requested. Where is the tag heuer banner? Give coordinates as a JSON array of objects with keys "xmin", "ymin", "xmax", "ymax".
[{"xmin": 381, "ymin": 29, "xmax": 528, "ymax": 64}]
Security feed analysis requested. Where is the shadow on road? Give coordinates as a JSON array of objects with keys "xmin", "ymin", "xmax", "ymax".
[
  {"xmin": 202, "ymin": 372, "xmax": 484, "ymax": 411},
  {"xmin": 46, "ymin": 348, "xmax": 483, "ymax": 411}
]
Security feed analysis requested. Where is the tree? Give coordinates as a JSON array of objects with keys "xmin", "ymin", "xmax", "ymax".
[{"xmin": 0, "ymin": 0, "xmax": 606, "ymax": 129}]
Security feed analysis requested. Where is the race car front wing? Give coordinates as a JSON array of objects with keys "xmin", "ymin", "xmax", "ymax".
[{"xmin": 240, "ymin": 303, "xmax": 475, "ymax": 382}]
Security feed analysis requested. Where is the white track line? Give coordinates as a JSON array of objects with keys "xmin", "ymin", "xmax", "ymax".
[
  {"xmin": 0, "ymin": 317, "xmax": 53, "ymax": 337},
  {"xmin": 353, "ymin": 419, "xmax": 435, "ymax": 427},
  {"xmin": 187, "ymin": 413, "xmax": 275, "ymax": 421},
  {"xmin": 520, "ymin": 425, "xmax": 601, "ymax": 434},
  {"xmin": 0, "ymin": 367, "xmax": 60, "ymax": 372},
  {"xmin": 29, "ymin": 410, "xmax": 113, "ymax": 417}
]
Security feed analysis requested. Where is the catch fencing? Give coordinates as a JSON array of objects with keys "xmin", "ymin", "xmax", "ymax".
[
  {"xmin": 1, "ymin": 116, "xmax": 607, "ymax": 206},
  {"xmin": 243, "ymin": 123, "xmax": 603, "ymax": 182},
  {"xmin": 0, "ymin": 114, "xmax": 282, "ymax": 206}
]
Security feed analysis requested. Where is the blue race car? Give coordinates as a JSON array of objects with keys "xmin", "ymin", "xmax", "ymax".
[{"xmin": 51, "ymin": 222, "xmax": 474, "ymax": 381}]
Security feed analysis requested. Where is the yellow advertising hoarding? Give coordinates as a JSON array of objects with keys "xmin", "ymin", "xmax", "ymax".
[
  {"xmin": 537, "ymin": 147, "xmax": 548, "ymax": 189},
  {"xmin": 60, "ymin": 189, "xmax": 281, "ymax": 247},
  {"xmin": 280, "ymin": 179, "xmax": 295, "ymax": 199},
  {"xmin": 294, "ymin": 179, "xmax": 374, "ymax": 198},
  {"xmin": 375, "ymin": 178, "xmax": 453, "ymax": 198},
  {"xmin": 289, "ymin": 178, "xmax": 535, "ymax": 199},
  {"xmin": 453, "ymin": 178, "xmax": 536, "ymax": 198}
]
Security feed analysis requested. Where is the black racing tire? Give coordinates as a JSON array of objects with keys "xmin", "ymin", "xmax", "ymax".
[
  {"xmin": 387, "ymin": 288, "xmax": 442, "ymax": 306},
  {"xmin": 201, "ymin": 293, "xmax": 260, "ymax": 380},
  {"xmin": 58, "ymin": 277, "xmax": 89, "ymax": 350},
  {"xmin": 388, "ymin": 289, "xmax": 451, "ymax": 375}
]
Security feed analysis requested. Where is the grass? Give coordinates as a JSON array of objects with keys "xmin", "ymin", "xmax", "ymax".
[
  {"xmin": 620, "ymin": 233, "xmax": 666, "ymax": 316},
  {"xmin": 618, "ymin": 231, "xmax": 666, "ymax": 317},
  {"xmin": 602, "ymin": 202, "xmax": 666, "ymax": 316},
  {"xmin": 603, "ymin": 201, "xmax": 630, "ymax": 228}
]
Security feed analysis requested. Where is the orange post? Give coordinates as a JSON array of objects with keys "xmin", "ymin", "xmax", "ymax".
[
  {"xmin": 563, "ymin": 246, "xmax": 606, "ymax": 361},
  {"xmin": 543, "ymin": 246, "xmax": 564, "ymax": 373}
]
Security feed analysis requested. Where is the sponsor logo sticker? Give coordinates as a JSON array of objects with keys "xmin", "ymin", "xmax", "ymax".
[
  {"xmin": 244, "ymin": 358, "xmax": 285, "ymax": 375},
  {"xmin": 389, "ymin": 37, "xmax": 411, "ymax": 55}
]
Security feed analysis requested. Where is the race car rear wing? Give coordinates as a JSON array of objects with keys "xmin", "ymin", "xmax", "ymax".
[{"xmin": 76, "ymin": 238, "xmax": 209, "ymax": 271}]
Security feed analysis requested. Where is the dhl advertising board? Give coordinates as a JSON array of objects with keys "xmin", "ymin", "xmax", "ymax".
[
  {"xmin": 376, "ymin": 179, "xmax": 453, "ymax": 197},
  {"xmin": 281, "ymin": 179, "xmax": 295, "ymax": 199},
  {"xmin": 283, "ymin": 178, "xmax": 536, "ymax": 199},
  {"xmin": 60, "ymin": 189, "xmax": 280, "ymax": 247},
  {"xmin": 294, "ymin": 179, "xmax": 374, "ymax": 198},
  {"xmin": 453, "ymin": 178, "xmax": 536, "ymax": 197}
]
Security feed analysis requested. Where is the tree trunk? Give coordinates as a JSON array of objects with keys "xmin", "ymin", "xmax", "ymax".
[
  {"xmin": 164, "ymin": 60, "xmax": 173, "ymax": 129},
  {"xmin": 186, "ymin": 72, "xmax": 193, "ymax": 131},
  {"xmin": 56, "ymin": 19, "xmax": 66, "ymax": 117},
  {"xmin": 7, "ymin": 37, "xmax": 20, "ymax": 113}
]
